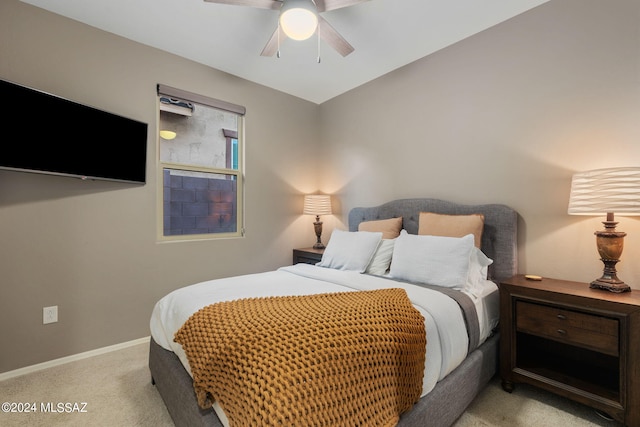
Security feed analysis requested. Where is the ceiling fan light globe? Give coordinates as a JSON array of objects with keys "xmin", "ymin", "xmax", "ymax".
[{"xmin": 280, "ymin": 8, "xmax": 318, "ymax": 40}]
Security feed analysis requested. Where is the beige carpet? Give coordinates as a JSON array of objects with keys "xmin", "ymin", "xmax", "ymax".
[{"xmin": 0, "ymin": 340, "xmax": 622, "ymax": 426}]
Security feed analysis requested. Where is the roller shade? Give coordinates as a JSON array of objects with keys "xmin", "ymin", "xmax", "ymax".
[{"xmin": 157, "ymin": 84, "xmax": 246, "ymax": 116}]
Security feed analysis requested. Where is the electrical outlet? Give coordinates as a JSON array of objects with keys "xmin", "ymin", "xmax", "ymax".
[{"xmin": 43, "ymin": 306, "xmax": 58, "ymax": 324}]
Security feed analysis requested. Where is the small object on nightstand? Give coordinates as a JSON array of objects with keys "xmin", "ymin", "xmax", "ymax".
[{"xmin": 524, "ymin": 274, "xmax": 542, "ymax": 281}]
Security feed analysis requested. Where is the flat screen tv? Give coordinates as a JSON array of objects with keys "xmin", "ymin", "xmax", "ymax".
[{"xmin": 0, "ymin": 79, "xmax": 148, "ymax": 184}]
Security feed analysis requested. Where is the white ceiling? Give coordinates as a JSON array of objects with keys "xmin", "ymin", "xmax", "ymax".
[{"xmin": 22, "ymin": 0, "xmax": 550, "ymax": 104}]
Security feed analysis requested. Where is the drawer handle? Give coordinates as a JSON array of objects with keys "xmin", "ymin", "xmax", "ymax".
[
  {"xmin": 557, "ymin": 329, "xmax": 567, "ymax": 335},
  {"xmin": 556, "ymin": 314, "xmax": 566, "ymax": 320}
]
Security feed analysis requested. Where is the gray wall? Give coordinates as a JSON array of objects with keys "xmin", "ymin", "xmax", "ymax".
[
  {"xmin": 319, "ymin": 0, "xmax": 640, "ymax": 287},
  {"xmin": 0, "ymin": 0, "xmax": 321, "ymax": 373},
  {"xmin": 2, "ymin": 0, "xmax": 639, "ymax": 374}
]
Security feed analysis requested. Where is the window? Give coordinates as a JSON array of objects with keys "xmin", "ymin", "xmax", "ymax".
[{"xmin": 157, "ymin": 84, "xmax": 245, "ymax": 240}]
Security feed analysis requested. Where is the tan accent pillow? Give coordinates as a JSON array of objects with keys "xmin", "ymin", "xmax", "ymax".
[
  {"xmin": 358, "ymin": 217, "xmax": 403, "ymax": 239},
  {"xmin": 418, "ymin": 212, "xmax": 484, "ymax": 248}
]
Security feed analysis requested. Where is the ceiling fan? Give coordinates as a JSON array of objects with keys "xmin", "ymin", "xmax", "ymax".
[{"xmin": 204, "ymin": 0, "xmax": 369, "ymax": 57}]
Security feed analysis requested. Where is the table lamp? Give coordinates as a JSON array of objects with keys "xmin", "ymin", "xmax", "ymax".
[
  {"xmin": 303, "ymin": 194, "xmax": 332, "ymax": 249},
  {"xmin": 568, "ymin": 167, "xmax": 640, "ymax": 292}
]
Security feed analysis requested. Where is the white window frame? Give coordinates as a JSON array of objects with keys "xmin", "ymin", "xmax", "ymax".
[{"xmin": 156, "ymin": 84, "xmax": 245, "ymax": 241}]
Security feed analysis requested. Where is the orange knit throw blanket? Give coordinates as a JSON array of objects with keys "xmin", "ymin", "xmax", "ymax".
[{"xmin": 174, "ymin": 288, "xmax": 426, "ymax": 427}]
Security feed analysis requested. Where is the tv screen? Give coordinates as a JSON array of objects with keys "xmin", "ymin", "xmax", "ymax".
[{"xmin": 0, "ymin": 79, "xmax": 148, "ymax": 184}]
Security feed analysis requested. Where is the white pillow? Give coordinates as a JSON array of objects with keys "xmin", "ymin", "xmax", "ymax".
[
  {"xmin": 317, "ymin": 229, "xmax": 383, "ymax": 273},
  {"xmin": 365, "ymin": 239, "xmax": 396, "ymax": 276},
  {"xmin": 465, "ymin": 247, "xmax": 494, "ymax": 296},
  {"xmin": 389, "ymin": 230, "xmax": 474, "ymax": 289}
]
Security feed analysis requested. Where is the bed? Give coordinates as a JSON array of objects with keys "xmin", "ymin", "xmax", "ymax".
[{"xmin": 149, "ymin": 198, "xmax": 518, "ymax": 427}]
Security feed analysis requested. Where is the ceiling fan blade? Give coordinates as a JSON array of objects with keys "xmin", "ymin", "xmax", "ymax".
[
  {"xmin": 316, "ymin": 0, "xmax": 368, "ymax": 12},
  {"xmin": 313, "ymin": 0, "xmax": 326, "ymax": 12},
  {"xmin": 204, "ymin": 0, "xmax": 281, "ymax": 10},
  {"xmin": 318, "ymin": 16, "xmax": 354, "ymax": 56},
  {"xmin": 260, "ymin": 26, "xmax": 288, "ymax": 56}
]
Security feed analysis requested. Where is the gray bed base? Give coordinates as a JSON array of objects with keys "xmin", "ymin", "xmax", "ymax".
[
  {"xmin": 149, "ymin": 198, "xmax": 518, "ymax": 427},
  {"xmin": 149, "ymin": 333, "xmax": 498, "ymax": 427}
]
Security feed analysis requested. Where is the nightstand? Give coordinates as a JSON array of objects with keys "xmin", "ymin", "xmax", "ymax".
[
  {"xmin": 499, "ymin": 275, "xmax": 640, "ymax": 426},
  {"xmin": 292, "ymin": 247, "xmax": 324, "ymax": 265}
]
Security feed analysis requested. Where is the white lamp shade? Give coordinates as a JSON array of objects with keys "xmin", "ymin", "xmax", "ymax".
[
  {"xmin": 303, "ymin": 194, "xmax": 332, "ymax": 216},
  {"xmin": 568, "ymin": 167, "xmax": 640, "ymax": 216},
  {"xmin": 279, "ymin": 0, "xmax": 318, "ymax": 41}
]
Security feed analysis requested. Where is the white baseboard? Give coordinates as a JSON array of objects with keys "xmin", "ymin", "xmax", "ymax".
[{"xmin": 0, "ymin": 336, "xmax": 150, "ymax": 382}]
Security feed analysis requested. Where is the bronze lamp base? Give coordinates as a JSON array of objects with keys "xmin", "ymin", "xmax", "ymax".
[
  {"xmin": 312, "ymin": 215, "xmax": 325, "ymax": 249},
  {"xmin": 590, "ymin": 216, "xmax": 631, "ymax": 293}
]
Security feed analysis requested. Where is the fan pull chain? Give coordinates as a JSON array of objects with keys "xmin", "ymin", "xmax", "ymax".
[
  {"xmin": 276, "ymin": 21, "xmax": 281, "ymax": 59},
  {"xmin": 317, "ymin": 25, "xmax": 321, "ymax": 63}
]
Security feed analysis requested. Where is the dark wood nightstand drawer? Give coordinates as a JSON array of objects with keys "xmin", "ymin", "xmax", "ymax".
[
  {"xmin": 293, "ymin": 248, "xmax": 324, "ymax": 265},
  {"xmin": 516, "ymin": 301, "xmax": 619, "ymax": 356}
]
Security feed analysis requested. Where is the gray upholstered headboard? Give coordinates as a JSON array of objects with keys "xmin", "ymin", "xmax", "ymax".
[{"xmin": 348, "ymin": 198, "xmax": 518, "ymax": 281}]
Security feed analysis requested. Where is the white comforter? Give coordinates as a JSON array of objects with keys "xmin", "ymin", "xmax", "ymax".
[{"xmin": 150, "ymin": 263, "xmax": 498, "ymax": 399}]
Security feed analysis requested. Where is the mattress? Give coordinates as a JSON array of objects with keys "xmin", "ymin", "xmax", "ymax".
[{"xmin": 150, "ymin": 264, "xmax": 499, "ymax": 405}]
